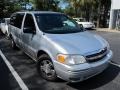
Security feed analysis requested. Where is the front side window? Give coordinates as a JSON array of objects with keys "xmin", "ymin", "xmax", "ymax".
[
  {"xmin": 35, "ymin": 14, "xmax": 83, "ymax": 34},
  {"xmin": 23, "ymin": 14, "xmax": 36, "ymax": 31}
]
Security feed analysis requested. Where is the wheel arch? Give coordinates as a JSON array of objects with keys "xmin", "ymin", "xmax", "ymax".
[
  {"xmin": 9, "ymin": 33, "xmax": 12, "ymax": 39},
  {"xmin": 37, "ymin": 50, "xmax": 54, "ymax": 61},
  {"xmin": 37, "ymin": 50, "xmax": 48, "ymax": 57}
]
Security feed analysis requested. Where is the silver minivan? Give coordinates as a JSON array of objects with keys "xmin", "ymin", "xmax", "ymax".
[{"xmin": 9, "ymin": 11, "xmax": 113, "ymax": 82}]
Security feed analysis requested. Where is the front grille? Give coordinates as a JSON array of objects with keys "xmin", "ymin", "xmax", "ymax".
[{"xmin": 86, "ymin": 47, "xmax": 108, "ymax": 63}]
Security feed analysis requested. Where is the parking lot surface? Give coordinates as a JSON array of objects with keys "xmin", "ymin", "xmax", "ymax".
[
  {"xmin": 0, "ymin": 30, "xmax": 120, "ymax": 90},
  {"xmin": 0, "ymin": 55, "xmax": 21, "ymax": 90}
]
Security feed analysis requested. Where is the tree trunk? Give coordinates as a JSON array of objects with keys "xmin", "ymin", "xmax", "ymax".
[{"xmin": 97, "ymin": 1, "xmax": 101, "ymax": 28}]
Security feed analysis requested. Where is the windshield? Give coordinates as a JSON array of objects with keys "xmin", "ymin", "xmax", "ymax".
[
  {"xmin": 73, "ymin": 18, "xmax": 85, "ymax": 22},
  {"xmin": 79, "ymin": 18, "xmax": 85, "ymax": 22},
  {"xmin": 35, "ymin": 14, "xmax": 83, "ymax": 34}
]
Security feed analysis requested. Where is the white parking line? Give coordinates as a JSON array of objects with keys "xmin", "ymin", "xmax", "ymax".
[
  {"xmin": 0, "ymin": 50, "xmax": 29, "ymax": 90},
  {"xmin": 110, "ymin": 62, "xmax": 120, "ymax": 68}
]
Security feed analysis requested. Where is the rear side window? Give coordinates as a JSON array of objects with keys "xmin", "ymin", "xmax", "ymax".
[
  {"xmin": 1, "ymin": 19, "xmax": 5, "ymax": 23},
  {"xmin": 10, "ymin": 13, "xmax": 24, "ymax": 29},
  {"xmin": 10, "ymin": 14, "xmax": 16, "ymax": 25}
]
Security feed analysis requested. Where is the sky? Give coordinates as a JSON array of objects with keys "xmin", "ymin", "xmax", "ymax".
[{"xmin": 58, "ymin": 1, "xmax": 69, "ymax": 9}]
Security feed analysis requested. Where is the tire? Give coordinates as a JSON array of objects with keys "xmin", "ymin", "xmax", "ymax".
[
  {"xmin": 37, "ymin": 54, "xmax": 57, "ymax": 81},
  {"xmin": 5, "ymin": 31, "xmax": 9, "ymax": 39},
  {"xmin": 11, "ymin": 38, "xmax": 18, "ymax": 49},
  {"xmin": 79, "ymin": 24, "xmax": 84, "ymax": 30},
  {"xmin": 79, "ymin": 24, "xmax": 83, "ymax": 28},
  {"xmin": 5, "ymin": 31, "xmax": 8, "ymax": 36}
]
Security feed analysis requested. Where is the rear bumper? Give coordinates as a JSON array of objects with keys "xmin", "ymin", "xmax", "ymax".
[
  {"xmin": 83, "ymin": 25, "xmax": 95, "ymax": 29},
  {"xmin": 54, "ymin": 50, "xmax": 112, "ymax": 82}
]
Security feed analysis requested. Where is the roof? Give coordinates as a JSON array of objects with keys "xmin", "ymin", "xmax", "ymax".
[{"xmin": 16, "ymin": 11, "xmax": 62, "ymax": 14}]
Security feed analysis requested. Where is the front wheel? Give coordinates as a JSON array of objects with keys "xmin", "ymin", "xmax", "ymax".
[{"xmin": 37, "ymin": 54, "xmax": 58, "ymax": 81}]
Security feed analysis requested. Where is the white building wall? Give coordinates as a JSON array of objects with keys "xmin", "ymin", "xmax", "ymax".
[
  {"xmin": 109, "ymin": 0, "xmax": 120, "ymax": 29},
  {"xmin": 111, "ymin": 0, "xmax": 120, "ymax": 9}
]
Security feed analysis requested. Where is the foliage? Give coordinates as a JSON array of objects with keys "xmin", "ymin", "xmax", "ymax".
[
  {"xmin": 63, "ymin": 0, "xmax": 111, "ymax": 27},
  {"xmin": 0, "ymin": 0, "xmax": 5, "ymax": 18},
  {"xmin": 0, "ymin": 0, "xmax": 111, "ymax": 27},
  {"xmin": 34, "ymin": 0, "xmax": 60, "ymax": 11}
]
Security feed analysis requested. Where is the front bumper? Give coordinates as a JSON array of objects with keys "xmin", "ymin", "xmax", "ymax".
[{"xmin": 53, "ymin": 50, "xmax": 113, "ymax": 82}]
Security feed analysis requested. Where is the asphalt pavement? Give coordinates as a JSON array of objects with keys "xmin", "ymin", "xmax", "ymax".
[
  {"xmin": 0, "ymin": 30, "xmax": 120, "ymax": 90},
  {"xmin": 0, "ymin": 54, "xmax": 20, "ymax": 90}
]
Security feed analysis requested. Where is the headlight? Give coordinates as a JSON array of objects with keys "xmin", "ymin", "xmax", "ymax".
[{"xmin": 57, "ymin": 54, "xmax": 86, "ymax": 65}]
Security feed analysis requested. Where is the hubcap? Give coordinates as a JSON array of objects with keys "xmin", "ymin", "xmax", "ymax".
[{"xmin": 40, "ymin": 60, "xmax": 55, "ymax": 78}]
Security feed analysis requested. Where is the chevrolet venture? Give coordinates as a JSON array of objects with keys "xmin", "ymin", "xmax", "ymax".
[{"xmin": 9, "ymin": 11, "xmax": 113, "ymax": 82}]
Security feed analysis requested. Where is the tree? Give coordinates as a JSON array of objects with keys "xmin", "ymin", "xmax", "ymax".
[
  {"xmin": 80, "ymin": 0, "xmax": 95, "ymax": 21},
  {"xmin": 0, "ymin": 0, "xmax": 22, "ymax": 18},
  {"xmin": 66, "ymin": 0, "xmax": 95, "ymax": 20},
  {"xmin": 63, "ymin": 6, "xmax": 74, "ymax": 16},
  {"xmin": 67, "ymin": 0, "xmax": 80, "ymax": 17},
  {"xmin": 34, "ymin": 0, "xmax": 60, "ymax": 11},
  {"xmin": 63, "ymin": 0, "xmax": 111, "ymax": 28},
  {"xmin": 100, "ymin": 0, "xmax": 111, "ymax": 27},
  {"xmin": 0, "ymin": 0, "xmax": 5, "ymax": 18}
]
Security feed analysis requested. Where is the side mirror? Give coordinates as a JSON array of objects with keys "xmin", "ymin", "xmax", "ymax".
[{"xmin": 23, "ymin": 27, "xmax": 36, "ymax": 34}]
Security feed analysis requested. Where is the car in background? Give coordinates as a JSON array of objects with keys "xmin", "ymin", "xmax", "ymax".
[
  {"xmin": 73, "ymin": 18, "xmax": 95, "ymax": 29},
  {"xmin": 0, "ymin": 18, "xmax": 10, "ymax": 36}
]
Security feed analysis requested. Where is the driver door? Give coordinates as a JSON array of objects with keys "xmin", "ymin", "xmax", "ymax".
[{"xmin": 21, "ymin": 14, "xmax": 36, "ymax": 57}]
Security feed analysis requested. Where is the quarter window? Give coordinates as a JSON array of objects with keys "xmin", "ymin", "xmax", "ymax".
[
  {"xmin": 10, "ymin": 14, "xmax": 16, "ymax": 26},
  {"xmin": 15, "ymin": 13, "xmax": 24, "ymax": 28},
  {"xmin": 10, "ymin": 13, "xmax": 24, "ymax": 29}
]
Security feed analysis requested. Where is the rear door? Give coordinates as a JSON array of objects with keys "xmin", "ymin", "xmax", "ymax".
[
  {"xmin": 10, "ymin": 13, "xmax": 25, "ymax": 46},
  {"xmin": 9, "ymin": 14, "xmax": 17, "ymax": 41}
]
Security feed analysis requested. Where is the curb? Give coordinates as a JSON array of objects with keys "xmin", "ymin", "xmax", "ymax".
[{"xmin": 96, "ymin": 28, "xmax": 120, "ymax": 33}]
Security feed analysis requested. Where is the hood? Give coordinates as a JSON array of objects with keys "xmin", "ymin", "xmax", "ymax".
[{"xmin": 45, "ymin": 31, "xmax": 108, "ymax": 55}]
